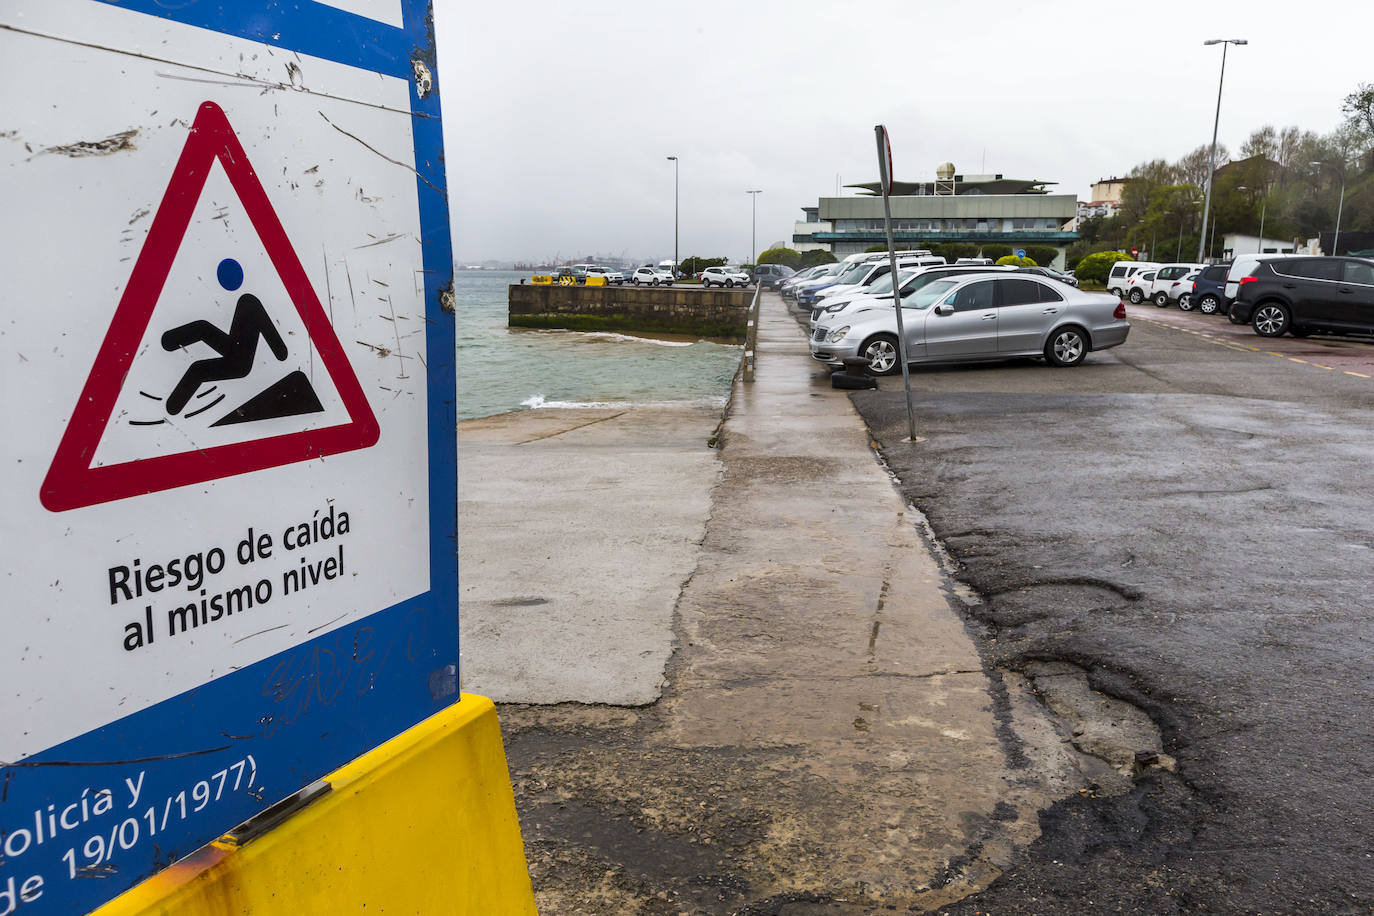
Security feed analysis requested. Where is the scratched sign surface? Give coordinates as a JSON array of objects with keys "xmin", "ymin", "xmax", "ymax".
[{"xmin": 0, "ymin": 1, "xmax": 456, "ymax": 911}]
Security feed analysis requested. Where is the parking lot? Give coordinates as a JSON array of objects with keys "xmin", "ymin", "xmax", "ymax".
[
  {"xmin": 1126, "ymin": 301, "xmax": 1374, "ymax": 379},
  {"xmin": 844, "ymin": 308, "xmax": 1374, "ymax": 913}
]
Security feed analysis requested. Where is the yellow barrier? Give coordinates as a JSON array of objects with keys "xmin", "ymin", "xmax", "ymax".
[
  {"xmin": 531, "ymin": 275, "xmax": 554, "ymax": 285},
  {"xmin": 584, "ymin": 276, "xmax": 606, "ymax": 286},
  {"xmin": 557, "ymin": 276, "xmax": 576, "ymax": 286},
  {"xmin": 94, "ymin": 695, "xmax": 537, "ymax": 916}
]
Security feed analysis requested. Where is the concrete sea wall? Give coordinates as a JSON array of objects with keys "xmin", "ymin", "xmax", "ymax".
[{"xmin": 508, "ymin": 284, "xmax": 752, "ymax": 340}]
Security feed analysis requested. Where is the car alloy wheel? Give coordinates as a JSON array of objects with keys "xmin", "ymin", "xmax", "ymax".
[
  {"xmin": 1046, "ymin": 327, "xmax": 1087, "ymax": 367},
  {"xmin": 633, "ymin": 279, "xmax": 641, "ymax": 286},
  {"xmin": 1154, "ymin": 291, "xmax": 1170, "ymax": 307},
  {"xmin": 1129, "ymin": 288, "xmax": 1144, "ymax": 304},
  {"xmin": 862, "ymin": 334, "xmax": 900, "ymax": 376},
  {"xmin": 1252, "ymin": 303, "xmax": 1289, "ymax": 337},
  {"xmin": 1198, "ymin": 294, "xmax": 1220, "ymax": 315},
  {"xmin": 1178, "ymin": 294, "xmax": 1194, "ymax": 311},
  {"xmin": 702, "ymin": 280, "xmax": 711, "ymax": 288}
]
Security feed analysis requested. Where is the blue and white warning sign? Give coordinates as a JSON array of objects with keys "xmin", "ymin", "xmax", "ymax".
[{"xmin": 0, "ymin": 2, "xmax": 456, "ymax": 912}]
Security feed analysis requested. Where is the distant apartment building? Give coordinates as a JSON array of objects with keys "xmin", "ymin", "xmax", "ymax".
[
  {"xmin": 793, "ymin": 163, "xmax": 1079, "ymax": 268},
  {"xmin": 1075, "ymin": 176, "xmax": 1130, "ymax": 224}
]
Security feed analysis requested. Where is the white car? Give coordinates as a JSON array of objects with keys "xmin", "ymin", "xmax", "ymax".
[
  {"xmin": 699, "ymin": 266, "xmax": 751, "ymax": 288},
  {"xmin": 602, "ymin": 268, "xmax": 626, "ymax": 285},
  {"xmin": 812, "ymin": 255, "xmax": 946, "ymax": 306},
  {"xmin": 632, "ymin": 267, "xmax": 674, "ymax": 286},
  {"xmin": 811, "ymin": 265, "xmax": 1015, "ymax": 328},
  {"xmin": 1124, "ymin": 269, "xmax": 1157, "ymax": 304},
  {"xmin": 1166, "ymin": 270, "xmax": 1202, "ymax": 310},
  {"xmin": 1143, "ymin": 263, "xmax": 1203, "ymax": 307}
]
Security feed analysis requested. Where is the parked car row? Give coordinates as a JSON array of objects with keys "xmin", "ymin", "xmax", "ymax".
[
  {"xmin": 1108, "ymin": 254, "xmax": 1374, "ymax": 339},
  {"xmin": 805, "ymin": 264, "xmax": 1130, "ymax": 374}
]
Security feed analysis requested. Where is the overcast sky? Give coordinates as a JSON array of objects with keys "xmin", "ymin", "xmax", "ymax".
[{"xmin": 435, "ymin": 0, "xmax": 1373, "ymax": 265}]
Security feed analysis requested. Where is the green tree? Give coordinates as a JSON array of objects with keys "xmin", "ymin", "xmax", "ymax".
[
  {"xmin": 1024, "ymin": 245, "xmax": 1060, "ymax": 267},
  {"xmin": 981, "ymin": 244, "xmax": 1013, "ymax": 260},
  {"xmin": 864, "ymin": 244, "xmax": 888, "ymax": 252},
  {"xmin": 1342, "ymin": 82, "xmax": 1374, "ymax": 170},
  {"xmin": 755, "ymin": 247, "xmax": 802, "ymax": 268},
  {"xmin": 679, "ymin": 256, "xmax": 727, "ymax": 276},
  {"xmin": 799, "ymin": 249, "xmax": 837, "ymax": 268},
  {"xmin": 1075, "ymin": 250, "xmax": 1131, "ymax": 285},
  {"xmin": 996, "ymin": 255, "xmax": 1036, "ymax": 267},
  {"xmin": 940, "ymin": 242, "xmax": 978, "ymax": 260}
]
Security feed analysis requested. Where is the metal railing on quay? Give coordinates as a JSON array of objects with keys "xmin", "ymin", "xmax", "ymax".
[{"xmin": 743, "ymin": 283, "xmax": 761, "ymax": 382}]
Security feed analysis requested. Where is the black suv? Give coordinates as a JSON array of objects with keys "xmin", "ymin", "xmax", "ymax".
[{"xmin": 1231, "ymin": 256, "xmax": 1374, "ymax": 337}]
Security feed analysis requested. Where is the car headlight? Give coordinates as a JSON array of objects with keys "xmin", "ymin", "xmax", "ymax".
[
  {"xmin": 824, "ymin": 302, "xmax": 848, "ymax": 312},
  {"xmin": 826, "ymin": 326, "xmax": 850, "ymax": 343}
]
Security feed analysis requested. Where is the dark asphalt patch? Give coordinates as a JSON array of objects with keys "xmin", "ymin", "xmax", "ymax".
[{"xmin": 849, "ymin": 374, "xmax": 1374, "ymax": 914}]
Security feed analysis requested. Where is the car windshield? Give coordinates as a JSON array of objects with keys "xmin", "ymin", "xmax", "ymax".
[
  {"xmin": 836, "ymin": 262, "xmax": 869, "ymax": 282},
  {"xmin": 902, "ymin": 278, "xmax": 960, "ymax": 309}
]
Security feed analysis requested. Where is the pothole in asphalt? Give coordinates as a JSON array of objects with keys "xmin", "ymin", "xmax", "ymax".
[{"xmin": 1021, "ymin": 659, "xmax": 1174, "ymax": 797}]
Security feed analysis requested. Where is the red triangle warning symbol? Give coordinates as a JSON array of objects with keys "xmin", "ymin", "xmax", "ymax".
[{"xmin": 41, "ymin": 101, "xmax": 380, "ymax": 513}]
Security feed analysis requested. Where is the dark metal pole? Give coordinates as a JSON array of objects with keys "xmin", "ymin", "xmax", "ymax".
[
  {"xmin": 667, "ymin": 156, "xmax": 678, "ymax": 279},
  {"xmin": 875, "ymin": 125, "xmax": 917, "ymax": 443},
  {"xmin": 1198, "ymin": 39, "xmax": 1246, "ymax": 263}
]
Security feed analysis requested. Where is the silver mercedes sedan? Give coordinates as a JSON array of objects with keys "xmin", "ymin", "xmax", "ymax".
[{"xmin": 809, "ymin": 273, "xmax": 1129, "ymax": 372}]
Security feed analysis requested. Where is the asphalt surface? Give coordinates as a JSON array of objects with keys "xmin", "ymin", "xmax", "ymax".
[{"xmin": 842, "ymin": 304, "xmax": 1374, "ymax": 914}]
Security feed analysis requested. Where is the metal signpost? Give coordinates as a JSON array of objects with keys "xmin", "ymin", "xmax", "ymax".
[
  {"xmin": 1, "ymin": 2, "xmax": 457, "ymax": 912},
  {"xmin": 874, "ymin": 125, "xmax": 918, "ymax": 443}
]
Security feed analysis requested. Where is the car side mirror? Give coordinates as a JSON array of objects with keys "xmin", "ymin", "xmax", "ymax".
[{"xmin": 934, "ymin": 304, "xmax": 955, "ymax": 316}]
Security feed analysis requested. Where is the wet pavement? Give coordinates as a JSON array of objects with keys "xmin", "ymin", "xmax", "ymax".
[
  {"xmin": 844, "ymin": 302, "xmax": 1374, "ymax": 913},
  {"xmin": 463, "ymin": 293, "xmax": 1112, "ymax": 913}
]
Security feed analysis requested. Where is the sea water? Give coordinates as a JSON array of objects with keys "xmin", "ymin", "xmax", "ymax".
[{"xmin": 453, "ymin": 271, "xmax": 742, "ymax": 421}]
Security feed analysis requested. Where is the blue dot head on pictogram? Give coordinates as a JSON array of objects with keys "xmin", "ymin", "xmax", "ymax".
[{"xmin": 217, "ymin": 258, "xmax": 244, "ymax": 291}]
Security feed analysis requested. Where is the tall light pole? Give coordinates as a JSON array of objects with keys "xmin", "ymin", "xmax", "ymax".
[
  {"xmin": 1240, "ymin": 185, "xmax": 1268, "ymax": 253},
  {"xmin": 666, "ymin": 156, "xmax": 678, "ymax": 278},
  {"xmin": 1310, "ymin": 160, "xmax": 1346, "ymax": 256},
  {"xmin": 746, "ymin": 189, "xmax": 762, "ymax": 265},
  {"xmin": 1197, "ymin": 38, "xmax": 1247, "ymax": 263}
]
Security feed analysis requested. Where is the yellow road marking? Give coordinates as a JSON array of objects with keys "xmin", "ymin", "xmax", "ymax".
[
  {"xmin": 1313, "ymin": 364, "xmax": 1334, "ymax": 370},
  {"xmin": 1288, "ymin": 358, "xmax": 1308, "ymax": 364},
  {"xmin": 1346, "ymin": 371, "xmax": 1371, "ymax": 378}
]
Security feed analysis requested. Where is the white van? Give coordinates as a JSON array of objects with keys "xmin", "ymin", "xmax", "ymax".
[
  {"xmin": 1107, "ymin": 261, "xmax": 1159, "ymax": 297},
  {"xmin": 1224, "ymin": 254, "xmax": 1286, "ymax": 304}
]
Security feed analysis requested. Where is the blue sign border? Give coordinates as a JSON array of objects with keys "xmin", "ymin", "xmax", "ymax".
[{"xmin": 0, "ymin": 3, "xmax": 456, "ymax": 913}]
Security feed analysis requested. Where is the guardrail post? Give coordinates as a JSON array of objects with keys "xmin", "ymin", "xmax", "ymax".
[{"xmin": 743, "ymin": 284, "xmax": 761, "ymax": 382}]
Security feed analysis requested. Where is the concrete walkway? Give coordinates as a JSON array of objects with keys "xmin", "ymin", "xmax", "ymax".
[{"xmin": 468, "ymin": 294, "xmax": 1081, "ymax": 914}]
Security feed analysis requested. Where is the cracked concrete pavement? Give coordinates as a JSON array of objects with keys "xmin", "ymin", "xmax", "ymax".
[{"xmin": 456, "ymin": 293, "xmax": 1170, "ymax": 913}]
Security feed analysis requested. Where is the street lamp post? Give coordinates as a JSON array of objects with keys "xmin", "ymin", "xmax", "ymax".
[
  {"xmin": 666, "ymin": 156, "xmax": 678, "ymax": 278},
  {"xmin": 1240, "ymin": 185, "xmax": 1267, "ymax": 253},
  {"xmin": 1310, "ymin": 160, "xmax": 1347, "ymax": 255},
  {"xmin": 746, "ymin": 189, "xmax": 762, "ymax": 266},
  {"xmin": 1197, "ymin": 38, "xmax": 1247, "ymax": 264}
]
